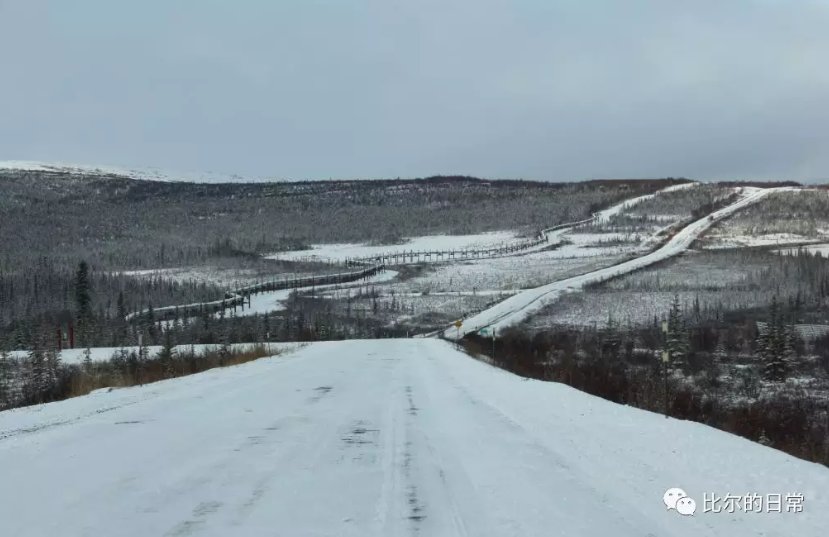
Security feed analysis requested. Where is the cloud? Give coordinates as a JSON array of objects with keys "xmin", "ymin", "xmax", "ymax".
[{"xmin": 0, "ymin": 0, "xmax": 827, "ymax": 181}]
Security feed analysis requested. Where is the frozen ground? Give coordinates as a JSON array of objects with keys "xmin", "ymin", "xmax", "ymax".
[
  {"xmin": 1, "ymin": 339, "xmax": 825, "ymax": 537},
  {"xmin": 526, "ymin": 290, "xmax": 703, "ymax": 330},
  {"xmin": 402, "ymin": 253, "xmax": 630, "ymax": 293},
  {"xmin": 266, "ymin": 232, "xmax": 520, "ymax": 263},
  {"xmin": 318, "ymin": 287, "xmax": 504, "ymax": 329}
]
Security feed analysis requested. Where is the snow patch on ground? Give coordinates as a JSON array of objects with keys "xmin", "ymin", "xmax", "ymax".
[
  {"xmin": 6, "ymin": 343, "xmax": 300, "ymax": 365},
  {"xmin": 266, "ymin": 232, "xmax": 521, "ymax": 263},
  {"xmin": 704, "ymin": 233, "xmax": 823, "ymax": 250},
  {"xmin": 405, "ymin": 254, "xmax": 629, "ymax": 293}
]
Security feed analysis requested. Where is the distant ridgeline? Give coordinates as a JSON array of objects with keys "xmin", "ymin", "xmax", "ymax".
[{"xmin": 0, "ymin": 168, "xmax": 687, "ymax": 270}]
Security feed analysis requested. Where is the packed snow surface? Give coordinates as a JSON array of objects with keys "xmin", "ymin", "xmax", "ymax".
[{"xmin": 0, "ymin": 339, "xmax": 825, "ymax": 536}]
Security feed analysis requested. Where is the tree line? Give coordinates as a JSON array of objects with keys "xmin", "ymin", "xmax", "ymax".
[{"xmin": 463, "ymin": 295, "xmax": 829, "ymax": 467}]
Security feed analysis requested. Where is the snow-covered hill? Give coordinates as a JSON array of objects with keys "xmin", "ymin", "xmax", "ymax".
[
  {"xmin": 0, "ymin": 339, "xmax": 825, "ymax": 536},
  {"xmin": 0, "ymin": 160, "xmax": 279, "ymax": 183}
]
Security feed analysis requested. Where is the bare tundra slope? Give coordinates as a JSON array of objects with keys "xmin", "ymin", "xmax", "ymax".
[{"xmin": 1, "ymin": 340, "xmax": 826, "ymax": 536}]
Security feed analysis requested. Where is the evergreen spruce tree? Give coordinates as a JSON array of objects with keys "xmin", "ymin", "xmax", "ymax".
[
  {"xmin": 82, "ymin": 347, "xmax": 93, "ymax": 373},
  {"xmin": 27, "ymin": 340, "xmax": 48, "ymax": 404},
  {"xmin": 782, "ymin": 323, "xmax": 798, "ymax": 372},
  {"xmin": 0, "ymin": 349, "xmax": 9, "ymax": 408},
  {"xmin": 138, "ymin": 343, "xmax": 148, "ymax": 384},
  {"xmin": 115, "ymin": 291, "xmax": 128, "ymax": 344},
  {"xmin": 44, "ymin": 345, "xmax": 61, "ymax": 399},
  {"xmin": 759, "ymin": 296, "xmax": 788, "ymax": 382},
  {"xmin": 159, "ymin": 328, "xmax": 175, "ymax": 378},
  {"xmin": 713, "ymin": 338, "xmax": 727, "ymax": 367},
  {"xmin": 666, "ymin": 294, "xmax": 688, "ymax": 368},
  {"xmin": 74, "ymin": 261, "xmax": 93, "ymax": 346},
  {"xmin": 218, "ymin": 321, "xmax": 231, "ymax": 366},
  {"xmin": 603, "ymin": 313, "xmax": 621, "ymax": 359},
  {"xmin": 262, "ymin": 313, "xmax": 271, "ymax": 341},
  {"xmin": 116, "ymin": 291, "xmax": 127, "ymax": 321},
  {"xmin": 145, "ymin": 303, "xmax": 157, "ymax": 344}
]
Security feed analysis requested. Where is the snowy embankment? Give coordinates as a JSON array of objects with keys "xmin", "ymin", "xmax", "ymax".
[
  {"xmin": 0, "ymin": 339, "xmax": 825, "ymax": 536},
  {"xmin": 446, "ymin": 187, "xmax": 786, "ymax": 338},
  {"xmin": 5, "ymin": 342, "xmax": 301, "ymax": 366}
]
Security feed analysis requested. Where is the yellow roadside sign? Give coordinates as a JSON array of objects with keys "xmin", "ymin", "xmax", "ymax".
[{"xmin": 454, "ymin": 320, "xmax": 463, "ymax": 329}]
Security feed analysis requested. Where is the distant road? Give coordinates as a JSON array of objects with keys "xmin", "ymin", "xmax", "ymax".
[{"xmin": 445, "ymin": 186, "xmax": 790, "ymax": 338}]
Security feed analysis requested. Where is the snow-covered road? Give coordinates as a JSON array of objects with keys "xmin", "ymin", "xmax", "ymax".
[
  {"xmin": 1, "ymin": 339, "xmax": 826, "ymax": 536},
  {"xmin": 446, "ymin": 187, "xmax": 788, "ymax": 337}
]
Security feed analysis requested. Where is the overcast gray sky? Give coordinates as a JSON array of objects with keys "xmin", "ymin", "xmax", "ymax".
[{"xmin": 1, "ymin": 1, "xmax": 827, "ymax": 181}]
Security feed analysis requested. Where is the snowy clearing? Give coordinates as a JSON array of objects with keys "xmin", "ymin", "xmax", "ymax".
[
  {"xmin": 266, "ymin": 232, "xmax": 521, "ymax": 263},
  {"xmin": 0, "ymin": 339, "xmax": 825, "ymax": 537},
  {"xmin": 403, "ymin": 253, "xmax": 630, "ymax": 293}
]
